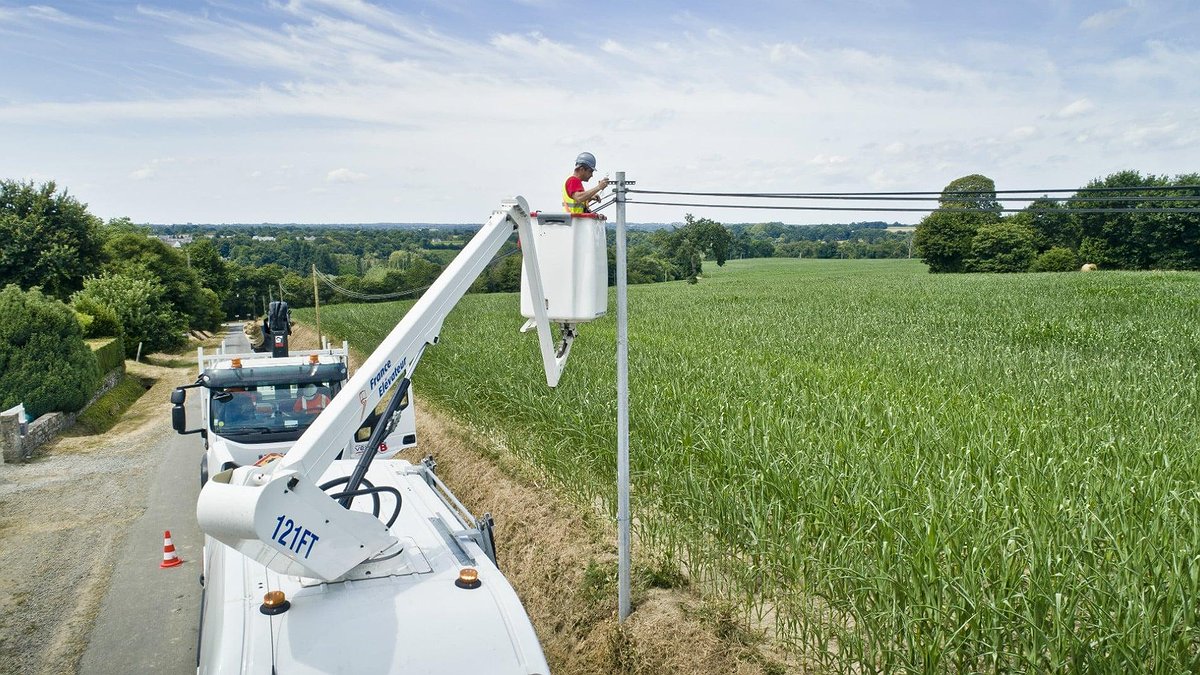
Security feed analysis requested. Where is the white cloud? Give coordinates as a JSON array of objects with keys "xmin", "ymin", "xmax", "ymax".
[
  {"xmin": 129, "ymin": 158, "xmax": 178, "ymax": 181},
  {"xmin": 1008, "ymin": 126, "xmax": 1038, "ymax": 140},
  {"xmin": 326, "ymin": 168, "xmax": 368, "ymax": 183},
  {"xmin": 1080, "ymin": 7, "xmax": 1132, "ymax": 30},
  {"xmin": 1055, "ymin": 98, "xmax": 1095, "ymax": 118},
  {"xmin": 809, "ymin": 154, "xmax": 849, "ymax": 165},
  {"xmin": 0, "ymin": 5, "xmax": 115, "ymax": 32}
]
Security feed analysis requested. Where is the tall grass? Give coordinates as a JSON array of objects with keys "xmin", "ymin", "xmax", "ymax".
[{"xmin": 298, "ymin": 258, "xmax": 1200, "ymax": 673}]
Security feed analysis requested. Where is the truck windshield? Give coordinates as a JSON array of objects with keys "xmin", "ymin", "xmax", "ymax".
[{"xmin": 211, "ymin": 381, "xmax": 339, "ymax": 443}]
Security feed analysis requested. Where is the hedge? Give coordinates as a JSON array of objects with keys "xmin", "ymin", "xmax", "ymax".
[
  {"xmin": 88, "ymin": 337, "xmax": 126, "ymax": 377},
  {"xmin": 0, "ymin": 285, "xmax": 100, "ymax": 418},
  {"xmin": 73, "ymin": 375, "xmax": 146, "ymax": 435}
]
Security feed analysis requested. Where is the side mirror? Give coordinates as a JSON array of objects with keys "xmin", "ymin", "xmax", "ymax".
[
  {"xmin": 172, "ymin": 405, "xmax": 188, "ymax": 434},
  {"xmin": 171, "ymin": 385, "xmax": 204, "ymax": 436}
]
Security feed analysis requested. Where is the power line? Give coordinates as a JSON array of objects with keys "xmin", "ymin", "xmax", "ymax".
[
  {"xmin": 627, "ymin": 199, "xmax": 1200, "ymax": 215},
  {"xmin": 629, "ymin": 191, "xmax": 1200, "ymax": 203},
  {"xmin": 631, "ymin": 185, "xmax": 1200, "ymax": 198}
]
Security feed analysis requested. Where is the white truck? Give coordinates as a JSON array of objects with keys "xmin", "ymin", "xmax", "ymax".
[
  {"xmin": 171, "ymin": 304, "xmax": 416, "ymax": 486},
  {"xmin": 187, "ymin": 198, "xmax": 608, "ymax": 673}
]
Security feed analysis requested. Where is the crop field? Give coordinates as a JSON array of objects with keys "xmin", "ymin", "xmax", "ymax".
[{"xmin": 298, "ymin": 258, "xmax": 1200, "ymax": 673}]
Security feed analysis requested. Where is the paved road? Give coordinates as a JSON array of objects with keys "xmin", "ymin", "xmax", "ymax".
[{"xmin": 80, "ymin": 324, "xmax": 247, "ymax": 674}]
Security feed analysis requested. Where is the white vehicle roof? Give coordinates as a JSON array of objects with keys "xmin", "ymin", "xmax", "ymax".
[{"xmin": 199, "ymin": 458, "xmax": 549, "ymax": 674}]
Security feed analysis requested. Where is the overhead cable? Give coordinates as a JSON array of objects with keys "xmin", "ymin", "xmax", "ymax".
[
  {"xmin": 630, "ymin": 192, "xmax": 1200, "ymax": 203},
  {"xmin": 631, "ymin": 185, "xmax": 1200, "ymax": 198},
  {"xmin": 624, "ymin": 198, "xmax": 1200, "ymax": 213}
]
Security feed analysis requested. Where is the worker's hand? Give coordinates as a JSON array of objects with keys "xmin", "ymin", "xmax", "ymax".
[{"xmin": 598, "ymin": 176, "xmax": 610, "ymax": 190}]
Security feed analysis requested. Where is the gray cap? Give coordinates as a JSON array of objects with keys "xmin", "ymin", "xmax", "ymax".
[{"xmin": 575, "ymin": 152, "xmax": 597, "ymax": 170}]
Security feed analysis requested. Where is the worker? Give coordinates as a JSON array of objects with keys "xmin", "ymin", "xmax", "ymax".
[
  {"xmin": 563, "ymin": 152, "xmax": 610, "ymax": 215},
  {"xmin": 294, "ymin": 383, "xmax": 332, "ymax": 415},
  {"xmin": 221, "ymin": 391, "xmax": 256, "ymax": 426}
]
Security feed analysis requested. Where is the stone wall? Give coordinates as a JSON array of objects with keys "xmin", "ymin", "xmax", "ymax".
[{"xmin": 0, "ymin": 367, "xmax": 125, "ymax": 464}]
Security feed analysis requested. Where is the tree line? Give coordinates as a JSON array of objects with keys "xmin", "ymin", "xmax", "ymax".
[{"xmin": 912, "ymin": 171, "xmax": 1200, "ymax": 273}]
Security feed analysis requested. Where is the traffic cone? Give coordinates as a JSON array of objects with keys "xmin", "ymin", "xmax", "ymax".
[{"xmin": 160, "ymin": 530, "xmax": 183, "ymax": 568}]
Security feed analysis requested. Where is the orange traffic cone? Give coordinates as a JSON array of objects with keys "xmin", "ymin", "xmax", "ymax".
[{"xmin": 160, "ymin": 530, "xmax": 183, "ymax": 568}]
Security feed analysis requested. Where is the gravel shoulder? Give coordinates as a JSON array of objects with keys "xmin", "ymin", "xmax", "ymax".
[{"xmin": 0, "ymin": 359, "xmax": 195, "ymax": 675}]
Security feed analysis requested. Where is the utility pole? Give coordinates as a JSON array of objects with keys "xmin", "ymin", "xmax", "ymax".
[
  {"xmin": 312, "ymin": 264, "xmax": 322, "ymax": 344},
  {"xmin": 614, "ymin": 171, "xmax": 633, "ymax": 623}
]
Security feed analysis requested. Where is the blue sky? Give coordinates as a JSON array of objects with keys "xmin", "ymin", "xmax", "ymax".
[{"xmin": 1, "ymin": 1, "xmax": 1197, "ymax": 225}]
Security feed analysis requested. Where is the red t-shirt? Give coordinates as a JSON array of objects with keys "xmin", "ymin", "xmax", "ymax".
[{"xmin": 564, "ymin": 176, "xmax": 587, "ymax": 211}]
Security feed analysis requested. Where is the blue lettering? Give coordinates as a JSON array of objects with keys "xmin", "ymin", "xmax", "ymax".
[
  {"xmin": 368, "ymin": 360, "xmax": 392, "ymax": 390},
  {"xmin": 376, "ymin": 362, "xmax": 406, "ymax": 398},
  {"xmin": 273, "ymin": 514, "xmax": 320, "ymax": 559}
]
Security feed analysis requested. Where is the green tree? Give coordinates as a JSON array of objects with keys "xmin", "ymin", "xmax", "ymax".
[
  {"xmin": 71, "ymin": 293, "xmax": 123, "ymax": 338},
  {"xmin": 101, "ymin": 230, "xmax": 219, "ymax": 330},
  {"xmin": 939, "ymin": 174, "xmax": 1003, "ymax": 213},
  {"xmin": 185, "ymin": 238, "xmax": 232, "ymax": 300},
  {"xmin": 0, "ymin": 180, "xmax": 104, "ymax": 299},
  {"xmin": 1011, "ymin": 198, "xmax": 1080, "ymax": 253},
  {"xmin": 967, "ymin": 221, "xmax": 1036, "ymax": 273},
  {"xmin": 0, "ymin": 285, "xmax": 100, "ymax": 418},
  {"xmin": 914, "ymin": 175, "xmax": 1003, "ymax": 273},
  {"xmin": 71, "ymin": 274, "xmax": 186, "ymax": 357},
  {"xmin": 1066, "ymin": 170, "xmax": 1200, "ymax": 270}
]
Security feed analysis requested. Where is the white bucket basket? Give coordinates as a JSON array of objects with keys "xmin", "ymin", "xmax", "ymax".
[{"xmin": 520, "ymin": 213, "xmax": 608, "ymax": 323}]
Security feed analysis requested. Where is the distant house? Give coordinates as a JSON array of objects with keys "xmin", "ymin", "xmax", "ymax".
[
  {"xmin": 153, "ymin": 234, "xmax": 194, "ymax": 248},
  {"xmin": 252, "ymin": 235, "xmax": 277, "ymax": 242}
]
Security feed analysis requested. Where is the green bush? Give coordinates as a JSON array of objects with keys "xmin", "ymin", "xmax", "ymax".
[
  {"xmin": 0, "ymin": 285, "xmax": 100, "ymax": 418},
  {"xmin": 71, "ymin": 293, "xmax": 123, "ymax": 337},
  {"xmin": 967, "ymin": 220, "xmax": 1037, "ymax": 273},
  {"xmin": 89, "ymin": 337, "xmax": 126, "ymax": 376},
  {"xmin": 1030, "ymin": 247, "xmax": 1079, "ymax": 273},
  {"xmin": 71, "ymin": 273, "xmax": 186, "ymax": 357}
]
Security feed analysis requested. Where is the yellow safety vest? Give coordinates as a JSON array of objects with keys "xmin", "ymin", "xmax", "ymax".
[{"xmin": 563, "ymin": 179, "xmax": 586, "ymax": 214}]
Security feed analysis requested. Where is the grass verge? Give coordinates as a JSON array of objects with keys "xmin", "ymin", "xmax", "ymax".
[{"xmin": 72, "ymin": 376, "xmax": 150, "ymax": 435}]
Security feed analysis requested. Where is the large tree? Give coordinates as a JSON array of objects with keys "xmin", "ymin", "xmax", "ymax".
[
  {"xmin": 914, "ymin": 175, "xmax": 1003, "ymax": 273},
  {"xmin": 0, "ymin": 180, "xmax": 104, "ymax": 299},
  {"xmin": 1071, "ymin": 170, "xmax": 1200, "ymax": 270},
  {"xmin": 1010, "ymin": 198, "xmax": 1080, "ymax": 253},
  {"xmin": 185, "ymin": 238, "xmax": 232, "ymax": 301},
  {"xmin": 101, "ymin": 229, "xmax": 222, "ymax": 331}
]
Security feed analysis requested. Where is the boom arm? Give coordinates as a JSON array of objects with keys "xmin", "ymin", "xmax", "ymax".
[{"xmin": 197, "ymin": 196, "xmax": 572, "ymax": 580}]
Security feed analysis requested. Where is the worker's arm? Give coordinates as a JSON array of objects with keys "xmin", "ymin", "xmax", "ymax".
[{"xmin": 571, "ymin": 176, "xmax": 610, "ymax": 204}]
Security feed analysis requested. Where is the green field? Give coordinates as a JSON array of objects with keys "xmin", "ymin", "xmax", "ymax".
[{"xmin": 298, "ymin": 258, "xmax": 1200, "ymax": 673}]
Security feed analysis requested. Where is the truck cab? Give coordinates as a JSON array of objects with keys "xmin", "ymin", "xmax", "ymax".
[{"xmin": 172, "ymin": 343, "xmax": 417, "ymax": 485}]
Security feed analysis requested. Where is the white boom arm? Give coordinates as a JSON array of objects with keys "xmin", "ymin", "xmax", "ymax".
[{"xmin": 197, "ymin": 196, "xmax": 573, "ymax": 580}]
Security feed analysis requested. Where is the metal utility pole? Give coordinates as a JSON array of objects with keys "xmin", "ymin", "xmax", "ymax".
[
  {"xmin": 312, "ymin": 265, "xmax": 322, "ymax": 344},
  {"xmin": 614, "ymin": 171, "xmax": 632, "ymax": 622}
]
